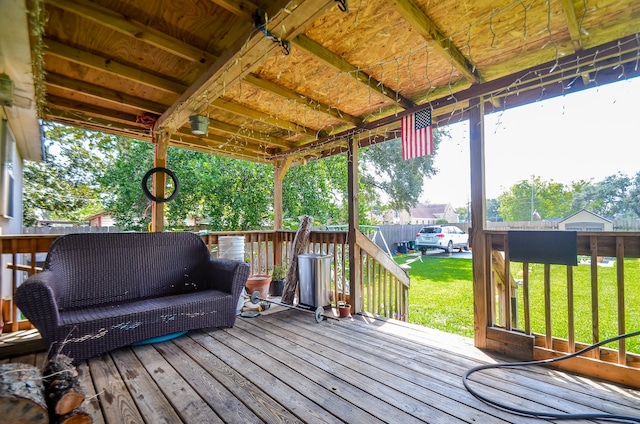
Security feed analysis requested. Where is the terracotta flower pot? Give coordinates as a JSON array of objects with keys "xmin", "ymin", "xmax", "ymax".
[
  {"xmin": 338, "ymin": 303, "xmax": 351, "ymax": 318},
  {"xmin": 246, "ymin": 274, "xmax": 271, "ymax": 299}
]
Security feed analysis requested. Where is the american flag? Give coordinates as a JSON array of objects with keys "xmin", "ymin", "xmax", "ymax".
[{"xmin": 401, "ymin": 109, "xmax": 433, "ymax": 160}]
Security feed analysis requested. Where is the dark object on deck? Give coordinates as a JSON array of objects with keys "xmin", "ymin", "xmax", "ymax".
[
  {"xmin": 15, "ymin": 232, "xmax": 249, "ymax": 364},
  {"xmin": 508, "ymin": 230, "xmax": 577, "ymax": 265},
  {"xmin": 43, "ymin": 354, "xmax": 84, "ymax": 416},
  {"xmin": 281, "ymin": 215, "xmax": 313, "ymax": 304}
]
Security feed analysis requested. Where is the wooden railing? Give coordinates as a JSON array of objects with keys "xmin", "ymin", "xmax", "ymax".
[
  {"xmin": 485, "ymin": 230, "xmax": 640, "ymax": 387},
  {"xmin": 1, "ymin": 229, "xmax": 409, "ymax": 333},
  {"xmin": 355, "ymin": 231, "xmax": 410, "ymax": 320}
]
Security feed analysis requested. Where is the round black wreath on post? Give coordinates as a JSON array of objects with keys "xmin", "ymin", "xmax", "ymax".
[{"xmin": 141, "ymin": 167, "xmax": 180, "ymax": 203}]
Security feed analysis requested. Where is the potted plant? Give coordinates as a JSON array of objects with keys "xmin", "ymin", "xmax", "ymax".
[
  {"xmin": 246, "ymin": 274, "xmax": 271, "ymax": 299},
  {"xmin": 269, "ymin": 264, "xmax": 286, "ymax": 297}
]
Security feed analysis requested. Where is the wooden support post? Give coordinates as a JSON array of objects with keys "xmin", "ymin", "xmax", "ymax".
[
  {"xmin": 273, "ymin": 157, "xmax": 293, "ymax": 230},
  {"xmin": 347, "ymin": 137, "xmax": 360, "ymax": 314},
  {"xmin": 469, "ymin": 96, "xmax": 489, "ymax": 349},
  {"xmin": 151, "ymin": 131, "xmax": 169, "ymax": 232}
]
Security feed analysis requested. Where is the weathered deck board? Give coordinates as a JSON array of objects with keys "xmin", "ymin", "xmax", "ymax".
[{"xmin": 3, "ymin": 309, "xmax": 639, "ymax": 423}]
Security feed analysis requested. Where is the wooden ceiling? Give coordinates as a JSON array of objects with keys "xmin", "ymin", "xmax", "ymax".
[{"xmin": 33, "ymin": 0, "xmax": 640, "ymax": 163}]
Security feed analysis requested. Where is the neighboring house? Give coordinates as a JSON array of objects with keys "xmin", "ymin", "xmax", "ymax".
[
  {"xmin": 559, "ymin": 209, "xmax": 613, "ymax": 231},
  {"xmin": 383, "ymin": 203, "xmax": 459, "ymax": 225},
  {"xmin": 408, "ymin": 203, "xmax": 459, "ymax": 225},
  {"xmin": 88, "ymin": 211, "xmax": 204, "ymax": 228},
  {"xmin": 88, "ymin": 212, "xmax": 116, "ymax": 227}
]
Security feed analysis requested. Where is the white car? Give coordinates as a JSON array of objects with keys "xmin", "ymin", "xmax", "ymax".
[{"xmin": 415, "ymin": 225, "xmax": 469, "ymax": 254}]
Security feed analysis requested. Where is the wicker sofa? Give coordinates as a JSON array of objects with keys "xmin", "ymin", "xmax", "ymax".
[{"xmin": 15, "ymin": 231, "xmax": 249, "ymax": 363}]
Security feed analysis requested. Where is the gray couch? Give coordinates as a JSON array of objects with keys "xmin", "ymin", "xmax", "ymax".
[{"xmin": 15, "ymin": 231, "xmax": 249, "ymax": 363}]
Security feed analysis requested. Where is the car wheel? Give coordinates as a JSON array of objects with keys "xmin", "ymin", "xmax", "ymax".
[
  {"xmin": 463, "ymin": 244, "xmax": 470, "ymax": 252},
  {"xmin": 446, "ymin": 241, "xmax": 453, "ymax": 254}
]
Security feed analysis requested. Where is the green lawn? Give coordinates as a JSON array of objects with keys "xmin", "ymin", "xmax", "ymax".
[{"xmin": 395, "ymin": 253, "xmax": 640, "ymax": 354}]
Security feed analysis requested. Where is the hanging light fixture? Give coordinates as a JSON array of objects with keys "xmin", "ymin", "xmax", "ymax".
[{"xmin": 189, "ymin": 115, "xmax": 209, "ymax": 136}]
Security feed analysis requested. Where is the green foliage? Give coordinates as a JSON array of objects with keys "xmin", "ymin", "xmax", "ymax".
[
  {"xmin": 97, "ymin": 138, "xmax": 154, "ymax": 231},
  {"xmin": 100, "ymin": 142, "xmax": 274, "ymax": 231},
  {"xmin": 498, "ymin": 176, "xmax": 572, "ymax": 221},
  {"xmin": 283, "ymin": 156, "xmax": 344, "ymax": 227},
  {"xmin": 360, "ymin": 130, "xmax": 445, "ymax": 213},
  {"xmin": 486, "ymin": 198, "xmax": 501, "ymax": 222},
  {"xmin": 23, "ymin": 122, "xmax": 118, "ymax": 226},
  {"xmin": 571, "ymin": 172, "xmax": 640, "ymax": 219}
]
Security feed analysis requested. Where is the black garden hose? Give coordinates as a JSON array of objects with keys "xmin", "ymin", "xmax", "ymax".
[{"xmin": 463, "ymin": 330, "xmax": 640, "ymax": 423}]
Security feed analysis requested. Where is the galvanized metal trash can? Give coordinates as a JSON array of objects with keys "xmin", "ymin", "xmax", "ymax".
[{"xmin": 297, "ymin": 253, "xmax": 332, "ymax": 308}]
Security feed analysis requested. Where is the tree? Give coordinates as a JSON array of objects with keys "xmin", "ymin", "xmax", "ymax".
[
  {"xmin": 498, "ymin": 176, "xmax": 572, "ymax": 221},
  {"xmin": 359, "ymin": 128, "xmax": 445, "ymax": 213},
  {"xmin": 23, "ymin": 123, "xmax": 117, "ymax": 226},
  {"xmin": 570, "ymin": 172, "xmax": 640, "ymax": 219},
  {"xmin": 486, "ymin": 198, "xmax": 502, "ymax": 222},
  {"xmin": 99, "ymin": 142, "xmax": 275, "ymax": 231}
]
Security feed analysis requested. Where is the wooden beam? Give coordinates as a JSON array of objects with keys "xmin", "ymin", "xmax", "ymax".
[
  {"xmin": 347, "ymin": 136, "xmax": 360, "ymax": 314},
  {"xmin": 46, "ymin": 73, "xmax": 168, "ymax": 114},
  {"xmin": 208, "ymin": 0, "xmax": 257, "ymax": 22},
  {"xmin": 45, "ymin": 0, "xmax": 214, "ymax": 64},
  {"xmin": 47, "ymin": 95, "xmax": 151, "ymax": 127},
  {"xmin": 469, "ymin": 96, "xmax": 488, "ymax": 349},
  {"xmin": 207, "ymin": 117, "xmax": 291, "ymax": 148},
  {"xmin": 244, "ymin": 74, "xmax": 362, "ymax": 126},
  {"xmin": 273, "ymin": 156, "xmax": 294, "ymax": 230},
  {"xmin": 151, "ymin": 132, "xmax": 170, "ymax": 232},
  {"xmin": 44, "ymin": 38, "xmax": 188, "ymax": 95},
  {"xmin": 391, "ymin": 0, "xmax": 480, "ymax": 84},
  {"xmin": 211, "ymin": 98, "xmax": 318, "ymax": 140},
  {"xmin": 154, "ymin": 0, "xmax": 335, "ymax": 133},
  {"xmin": 292, "ymin": 35, "xmax": 415, "ymax": 110},
  {"xmin": 209, "ymin": 0, "xmax": 362, "ymax": 128},
  {"xmin": 169, "ymin": 136, "xmax": 269, "ymax": 163},
  {"xmin": 174, "ymin": 128, "xmax": 272, "ymax": 155},
  {"xmin": 560, "ymin": 0, "xmax": 583, "ymax": 52},
  {"xmin": 45, "ymin": 107, "xmax": 149, "ymax": 134},
  {"xmin": 45, "ymin": 115, "xmax": 152, "ymax": 141}
]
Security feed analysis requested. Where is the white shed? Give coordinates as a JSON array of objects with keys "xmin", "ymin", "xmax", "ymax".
[{"xmin": 559, "ymin": 209, "xmax": 613, "ymax": 231}]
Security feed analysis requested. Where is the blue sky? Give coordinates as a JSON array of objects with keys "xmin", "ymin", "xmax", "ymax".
[{"xmin": 422, "ymin": 76, "xmax": 640, "ymax": 207}]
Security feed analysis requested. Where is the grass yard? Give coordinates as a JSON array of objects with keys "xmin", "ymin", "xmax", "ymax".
[
  {"xmin": 395, "ymin": 253, "xmax": 640, "ymax": 354},
  {"xmin": 395, "ymin": 253, "xmax": 475, "ymax": 338}
]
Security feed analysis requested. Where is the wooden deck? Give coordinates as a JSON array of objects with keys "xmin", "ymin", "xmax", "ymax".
[{"xmin": 2, "ymin": 309, "xmax": 639, "ymax": 423}]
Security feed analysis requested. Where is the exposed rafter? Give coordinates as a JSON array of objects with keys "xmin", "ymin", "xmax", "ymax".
[
  {"xmin": 292, "ymin": 35, "xmax": 416, "ymax": 110},
  {"xmin": 154, "ymin": 0, "xmax": 336, "ymax": 133},
  {"xmin": 208, "ymin": 0, "xmax": 256, "ymax": 22},
  {"xmin": 560, "ymin": 0, "xmax": 583, "ymax": 52},
  {"xmin": 391, "ymin": 0, "xmax": 480, "ymax": 84},
  {"xmin": 47, "ymin": 95, "xmax": 150, "ymax": 128},
  {"xmin": 44, "ymin": 38, "xmax": 188, "ymax": 95},
  {"xmin": 45, "ymin": 73, "xmax": 167, "ymax": 114},
  {"xmin": 243, "ymin": 74, "xmax": 362, "ymax": 126},
  {"xmin": 44, "ymin": 0, "xmax": 214, "ymax": 64},
  {"xmin": 210, "ymin": 98, "xmax": 320, "ymax": 141},
  {"xmin": 204, "ymin": 117, "xmax": 292, "ymax": 149}
]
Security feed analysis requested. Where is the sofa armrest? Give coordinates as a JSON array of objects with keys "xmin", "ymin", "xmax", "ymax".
[
  {"xmin": 14, "ymin": 272, "xmax": 62, "ymax": 329},
  {"xmin": 203, "ymin": 258, "xmax": 250, "ymax": 297}
]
